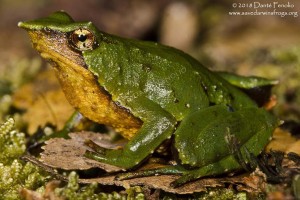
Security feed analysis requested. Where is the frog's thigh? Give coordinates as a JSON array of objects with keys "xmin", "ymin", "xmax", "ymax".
[
  {"xmin": 174, "ymin": 105, "xmax": 276, "ymax": 168},
  {"xmin": 172, "ymin": 106, "xmax": 277, "ymax": 186}
]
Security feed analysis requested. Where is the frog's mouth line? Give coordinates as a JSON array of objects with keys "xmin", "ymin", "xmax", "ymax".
[{"xmin": 28, "ymin": 30, "xmax": 88, "ymax": 69}]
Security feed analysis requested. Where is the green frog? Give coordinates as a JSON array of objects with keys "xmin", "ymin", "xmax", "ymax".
[{"xmin": 19, "ymin": 11, "xmax": 279, "ymax": 187}]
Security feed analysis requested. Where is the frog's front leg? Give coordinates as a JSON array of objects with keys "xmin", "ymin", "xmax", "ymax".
[{"xmin": 85, "ymin": 96, "xmax": 177, "ymax": 169}]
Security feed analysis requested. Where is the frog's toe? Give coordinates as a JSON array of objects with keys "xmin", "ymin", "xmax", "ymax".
[
  {"xmin": 85, "ymin": 148, "xmax": 134, "ymax": 168},
  {"xmin": 84, "ymin": 149, "xmax": 106, "ymax": 162},
  {"xmin": 170, "ymin": 173, "xmax": 196, "ymax": 187},
  {"xmin": 170, "ymin": 180, "xmax": 182, "ymax": 188},
  {"xmin": 115, "ymin": 171, "xmax": 143, "ymax": 180},
  {"xmin": 84, "ymin": 139, "xmax": 107, "ymax": 155}
]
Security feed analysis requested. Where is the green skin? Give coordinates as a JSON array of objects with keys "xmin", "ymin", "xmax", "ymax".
[{"xmin": 19, "ymin": 11, "xmax": 279, "ymax": 187}]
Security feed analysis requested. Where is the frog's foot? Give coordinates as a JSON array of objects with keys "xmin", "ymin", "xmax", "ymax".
[
  {"xmin": 84, "ymin": 139, "xmax": 108, "ymax": 155},
  {"xmin": 41, "ymin": 111, "xmax": 84, "ymax": 141},
  {"xmin": 85, "ymin": 148, "xmax": 128, "ymax": 168},
  {"xmin": 85, "ymin": 140, "xmax": 148, "ymax": 169},
  {"xmin": 84, "ymin": 139, "xmax": 143, "ymax": 169},
  {"xmin": 27, "ymin": 112, "xmax": 84, "ymax": 152}
]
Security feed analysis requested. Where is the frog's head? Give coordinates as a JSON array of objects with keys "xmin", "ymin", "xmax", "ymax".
[
  {"xmin": 18, "ymin": 12, "xmax": 143, "ymax": 137},
  {"xmin": 18, "ymin": 11, "xmax": 101, "ymax": 68}
]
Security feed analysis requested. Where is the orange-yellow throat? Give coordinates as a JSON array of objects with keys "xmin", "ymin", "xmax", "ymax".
[{"xmin": 27, "ymin": 30, "xmax": 142, "ymax": 139}]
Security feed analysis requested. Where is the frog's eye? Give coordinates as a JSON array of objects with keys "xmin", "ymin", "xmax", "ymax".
[{"xmin": 69, "ymin": 29, "xmax": 96, "ymax": 51}]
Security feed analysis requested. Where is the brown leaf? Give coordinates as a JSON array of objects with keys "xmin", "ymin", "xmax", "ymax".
[
  {"xmin": 79, "ymin": 174, "xmax": 222, "ymax": 194},
  {"xmin": 40, "ymin": 132, "xmax": 122, "ymax": 172},
  {"xmin": 20, "ymin": 181, "xmax": 64, "ymax": 200},
  {"xmin": 266, "ymin": 128, "xmax": 297, "ymax": 153},
  {"xmin": 226, "ymin": 170, "xmax": 266, "ymax": 193},
  {"xmin": 44, "ymin": 181, "xmax": 64, "ymax": 200},
  {"xmin": 286, "ymin": 140, "xmax": 300, "ymax": 155},
  {"xmin": 13, "ymin": 69, "xmax": 74, "ymax": 134},
  {"xmin": 79, "ymin": 171, "xmax": 268, "ymax": 194},
  {"xmin": 39, "ymin": 131, "xmax": 270, "ymax": 194},
  {"xmin": 20, "ymin": 188, "xmax": 43, "ymax": 200}
]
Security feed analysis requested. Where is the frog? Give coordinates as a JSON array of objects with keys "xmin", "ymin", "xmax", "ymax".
[{"xmin": 18, "ymin": 11, "xmax": 279, "ymax": 187}]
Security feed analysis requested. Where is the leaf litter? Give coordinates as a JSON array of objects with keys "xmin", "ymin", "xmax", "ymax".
[{"xmin": 33, "ymin": 130, "xmax": 300, "ymax": 194}]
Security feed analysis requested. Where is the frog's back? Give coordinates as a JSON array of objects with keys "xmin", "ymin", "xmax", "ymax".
[{"xmin": 85, "ymin": 34, "xmax": 256, "ymax": 120}]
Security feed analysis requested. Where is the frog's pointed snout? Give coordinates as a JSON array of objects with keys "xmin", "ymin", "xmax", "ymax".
[
  {"xmin": 17, "ymin": 11, "xmax": 76, "ymax": 31},
  {"xmin": 17, "ymin": 21, "xmax": 27, "ymax": 29},
  {"xmin": 17, "ymin": 20, "xmax": 40, "ymax": 30}
]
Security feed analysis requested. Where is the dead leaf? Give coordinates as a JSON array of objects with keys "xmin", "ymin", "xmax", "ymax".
[
  {"xmin": 20, "ymin": 188, "xmax": 43, "ymax": 200},
  {"xmin": 286, "ymin": 140, "xmax": 300, "ymax": 155},
  {"xmin": 229, "ymin": 170, "xmax": 266, "ymax": 193},
  {"xmin": 40, "ymin": 132, "xmax": 122, "ymax": 172},
  {"xmin": 21, "ymin": 180, "xmax": 64, "ymax": 200},
  {"xmin": 266, "ymin": 128, "xmax": 297, "ymax": 153},
  {"xmin": 263, "ymin": 95, "xmax": 277, "ymax": 110},
  {"xmin": 38, "ymin": 131, "xmax": 272, "ymax": 194},
  {"xmin": 13, "ymin": 69, "xmax": 74, "ymax": 134},
  {"xmin": 80, "ymin": 174, "xmax": 222, "ymax": 194},
  {"xmin": 79, "ymin": 171, "xmax": 269, "ymax": 194}
]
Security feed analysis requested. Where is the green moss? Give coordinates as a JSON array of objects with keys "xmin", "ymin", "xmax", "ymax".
[
  {"xmin": 0, "ymin": 60, "xmax": 43, "ymax": 199},
  {"xmin": 0, "ymin": 160, "xmax": 47, "ymax": 199},
  {"xmin": 0, "ymin": 118, "xmax": 49, "ymax": 200},
  {"xmin": 162, "ymin": 188, "xmax": 250, "ymax": 200},
  {"xmin": 0, "ymin": 58, "xmax": 41, "ymax": 96},
  {"xmin": 0, "ymin": 118, "xmax": 146, "ymax": 199},
  {"xmin": 197, "ymin": 188, "xmax": 247, "ymax": 200},
  {"xmin": 55, "ymin": 172, "xmax": 145, "ymax": 200},
  {"xmin": 0, "ymin": 118, "xmax": 25, "ymax": 165}
]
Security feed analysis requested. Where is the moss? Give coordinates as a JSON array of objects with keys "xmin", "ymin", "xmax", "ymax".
[
  {"xmin": 55, "ymin": 172, "xmax": 145, "ymax": 200},
  {"xmin": 197, "ymin": 188, "xmax": 247, "ymax": 200},
  {"xmin": 0, "ymin": 118, "xmax": 49, "ymax": 200},
  {"xmin": 0, "ymin": 58, "xmax": 41, "ymax": 96},
  {"xmin": 0, "ymin": 160, "xmax": 47, "ymax": 199},
  {"xmin": 0, "ymin": 95, "xmax": 12, "ymax": 123},
  {"xmin": 0, "ymin": 118, "xmax": 25, "ymax": 165},
  {"xmin": 161, "ymin": 188, "xmax": 250, "ymax": 200},
  {"xmin": 0, "ymin": 118, "xmax": 145, "ymax": 199}
]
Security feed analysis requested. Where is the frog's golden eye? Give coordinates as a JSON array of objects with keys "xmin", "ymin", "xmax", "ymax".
[{"xmin": 69, "ymin": 29, "xmax": 96, "ymax": 51}]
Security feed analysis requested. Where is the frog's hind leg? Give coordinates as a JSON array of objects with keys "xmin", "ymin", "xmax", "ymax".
[{"xmin": 172, "ymin": 105, "xmax": 278, "ymax": 186}]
